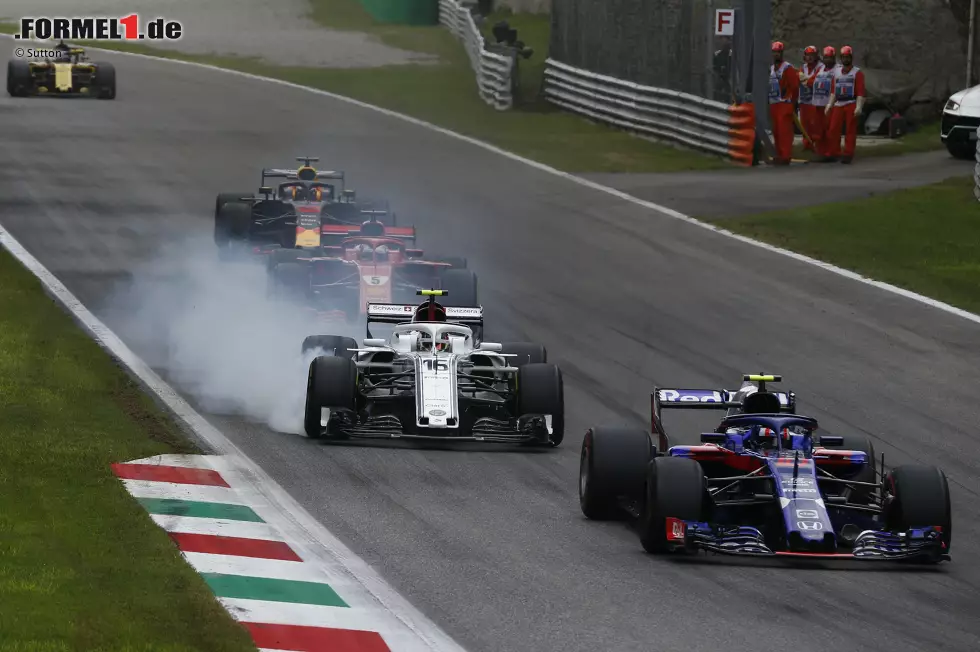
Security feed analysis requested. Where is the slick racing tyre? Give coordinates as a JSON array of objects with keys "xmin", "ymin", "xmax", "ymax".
[
  {"xmin": 426, "ymin": 255, "xmax": 468, "ymax": 269},
  {"xmin": 500, "ymin": 342, "xmax": 546, "ymax": 367},
  {"xmin": 884, "ymin": 465, "xmax": 952, "ymax": 555},
  {"xmin": 95, "ymin": 62, "xmax": 116, "ymax": 99},
  {"xmin": 7, "ymin": 59, "xmax": 31, "ymax": 97},
  {"xmin": 269, "ymin": 262, "xmax": 310, "ymax": 302},
  {"xmin": 638, "ymin": 457, "xmax": 706, "ymax": 554},
  {"xmin": 215, "ymin": 192, "xmax": 252, "ymax": 216},
  {"xmin": 214, "ymin": 200, "xmax": 252, "ymax": 247},
  {"xmin": 304, "ymin": 356, "xmax": 358, "ymax": 439},
  {"xmin": 302, "ymin": 335, "xmax": 358, "ymax": 358},
  {"xmin": 516, "ymin": 363, "xmax": 564, "ymax": 446},
  {"xmin": 579, "ymin": 426, "xmax": 652, "ymax": 520},
  {"xmin": 439, "ymin": 269, "xmax": 478, "ymax": 307}
]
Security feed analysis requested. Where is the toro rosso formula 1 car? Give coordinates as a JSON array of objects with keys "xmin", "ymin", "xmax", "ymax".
[
  {"xmin": 579, "ymin": 374, "xmax": 951, "ymax": 563},
  {"xmin": 302, "ymin": 290, "xmax": 563, "ymax": 446},
  {"xmin": 213, "ymin": 156, "xmax": 381, "ymax": 252},
  {"xmin": 7, "ymin": 42, "xmax": 116, "ymax": 99},
  {"xmin": 268, "ymin": 214, "xmax": 476, "ymax": 320}
]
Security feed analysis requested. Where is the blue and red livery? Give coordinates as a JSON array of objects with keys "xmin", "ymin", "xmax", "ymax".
[{"xmin": 579, "ymin": 374, "xmax": 951, "ymax": 563}]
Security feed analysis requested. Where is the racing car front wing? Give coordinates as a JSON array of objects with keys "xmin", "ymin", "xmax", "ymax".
[
  {"xmin": 663, "ymin": 518, "xmax": 949, "ymax": 562},
  {"xmin": 321, "ymin": 412, "xmax": 555, "ymax": 444}
]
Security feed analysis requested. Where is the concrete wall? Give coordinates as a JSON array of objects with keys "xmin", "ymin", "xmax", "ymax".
[
  {"xmin": 772, "ymin": 0, "xmax": 966, "ymax": 119},
  {"xmin": 547, "ymin": 0, "xmax": 969, "ymax": 117}
]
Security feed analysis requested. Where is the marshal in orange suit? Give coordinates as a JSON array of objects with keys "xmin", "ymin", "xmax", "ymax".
[
  {"xmin": 825, "ymin": 45, "xmax": 866, "ymax": 164},
  {"xmin": 768, "ymin": 41, "xmax": 800, "ymax": 165},
  {"xmin": 797, "ymin": 46, "xmax": 825, "ymax": 153}
]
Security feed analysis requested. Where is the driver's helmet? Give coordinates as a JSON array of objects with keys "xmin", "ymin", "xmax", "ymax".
[
  {"xmin": 434, "ymin": 331, "xmax": 453, "ymax": 352},
  {"xmin": 728, "ymin": 425, "xmax": 781, "ymax": 451},
  {"xmin": 55, "ymin": 41, "xmax": 72, "ymax": 54},
  {"xmin": 414, "ymin": 302, "xmax": 447, "ymax": 323},
  {"xmin": 360, "ymin": 220, "xmax": 385, "ymax": 237},
  {"xmin": 355, "ymin": 244, "xmax": 374, "ymax": 260}
]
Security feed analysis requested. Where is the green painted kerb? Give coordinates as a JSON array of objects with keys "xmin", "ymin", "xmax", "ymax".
[
  {"xmin": 202, "ymin": 573, "xmax": 349, "ymax": 607},
  {"xmin": 137, "ymin": 497, "xmax": 264, "ymax": 522},
  {"xmin": 360, "ymin": 0, "xmax": 438, "ymax": 25}
]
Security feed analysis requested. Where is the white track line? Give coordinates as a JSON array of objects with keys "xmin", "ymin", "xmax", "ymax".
[
  {"xmin": 149, "ymin": 514, "xmax": 286, "ymax": 541},
  {"xmin": 3, "ymin": 33, "xmax": 976, "ymax": 327},
  {"xmin": 183, "ymin": 551, "xmax": 335, "ymax": 583},
  {"xmin": 0, "ymin": 225, "xmax": 467, "ymax": 652}
]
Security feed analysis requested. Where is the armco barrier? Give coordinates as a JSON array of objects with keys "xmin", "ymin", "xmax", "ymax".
[
  {"xmin": 438, "ymin": 0, "xmax": 516, "ymax": 110},
  {"xmin": 544, "ymin": 58, "xmax": 756, "ymax": 164},
  {"xmin": 975, "ymin": 127, "xmax": 980, "ymax": 202}
]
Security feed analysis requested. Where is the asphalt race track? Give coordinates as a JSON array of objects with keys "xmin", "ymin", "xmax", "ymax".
[{"xmin": 3, "ymin": 51, "xmax": 980, "ymax": 652}]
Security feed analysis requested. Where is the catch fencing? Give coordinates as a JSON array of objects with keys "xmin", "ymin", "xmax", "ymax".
[
  {"xmin": 543, "ymin": 59, "xmax": 756, "ymax": 164},
  {"xmin": 438, "ymin": 0, "xmax": 517, "ymax": 110}
]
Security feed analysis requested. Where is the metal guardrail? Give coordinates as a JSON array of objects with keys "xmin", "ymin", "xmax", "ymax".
[
  {"xmin": 974, "ymin": 127, "xmax": 980, "ymax": 202},
  {"xmin": 543, "ymin": 58, "xmax": 756, "ymax": 165},
  {"xmin": 438, "ymin": 0, "xmax": 516, "ymax": 111}
]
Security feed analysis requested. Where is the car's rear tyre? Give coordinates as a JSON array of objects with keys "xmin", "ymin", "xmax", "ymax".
[
  {"xmin": 638, "ymin": 457, "xmax": 706, "ymax": 554},
  {"xmin": 216, "ymin": 192, "xmax": 251, "ymax": 215},
  {"xmin": 302, "ymin": 335, "xmax": 358, "ymax": 358},
  {"xmin": 215, "ymin": 200, "xmax": 253, "ymax": 247},
  {"xmin": 579, "ymin": 426, "xmax": 652, "ymax": 520},
  {"xmin": 7, "ymin": 59, "xmax": 31, "ymax": 97},
  {"xmin": 304, "ymin": 356, "xmax": 358, "ymax": 439},
  {"xmin": 270, "ymin": 262, "xmax": 310, "ymax": 301},
  {"xmin": 884, "ymin": 464, "xmax": 952, "ymax": 554},
  {"xmin": 516, "ymin": 362, "xmax": 564, "ymax": 446},
  {"xmin": 500, "ymin": 342, "xmax": 546, "ymax": 366},
  {"xmin": 945, "ymin": 140, "xmax": 976, "ymax": 161},
  {"xmin": 439, "ymin": 269, "xmax": 478, "ymax": 307},
  {"xmin": 95, "ymin": 62, "xmax": 116, "ymax": 99},
  {"xmin": 427, "ymin": 255, "xmax": 468, "ymax": 269}
]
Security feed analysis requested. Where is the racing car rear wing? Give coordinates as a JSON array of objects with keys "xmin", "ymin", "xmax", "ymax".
[
  {"xmin": 651, "ymin": 382, "xmax": 796, "ymax": 452},
  {"xmin": 319, "ymin": 224, "xmax": 417, "ymax": 242},
  {"xmin": 365, "ymin": 302, "xmax": 484, "ymax": 339},
  {"xmin": 261, "ymin": 168, "xmax": 346, "ymax": 187}
]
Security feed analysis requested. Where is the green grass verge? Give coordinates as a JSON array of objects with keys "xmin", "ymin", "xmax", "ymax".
[
  {"xmin": 710, "ymin": 175, "xmax": 980, "ymax": 313},
  {"xmin": 792, "ymin": 121, "xmax": 943, "ymax": 160},
  {"xmin": 0, "ymin": 247, "xmax": 256, "ymax": 650},
  {"xmin": 0, "ymin": 17, "xmax": 727, "ymax": 173}
]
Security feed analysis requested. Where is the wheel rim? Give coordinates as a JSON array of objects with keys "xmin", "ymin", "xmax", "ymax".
[{"xmin": 579, "ymin": 437, "xmax": 591, "ymax": 497}]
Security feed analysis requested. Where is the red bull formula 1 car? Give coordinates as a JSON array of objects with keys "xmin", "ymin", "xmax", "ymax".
[
  {"xmin": 213, "ymin": 156, "xmax": 386, "ymax": 253},
  {"xmin": 579, "ymin": 374, "xmax": 951, "ymax": 563}
]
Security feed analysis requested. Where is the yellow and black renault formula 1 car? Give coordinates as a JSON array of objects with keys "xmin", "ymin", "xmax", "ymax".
[{"xmin": 7, "ymin": 42, "xmax": 116, "ymax": 99}]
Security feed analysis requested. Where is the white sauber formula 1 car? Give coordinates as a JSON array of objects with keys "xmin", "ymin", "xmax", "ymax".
[{"xmin": 302, "ymin": 290, "xmax": 564, "ymax": 446}]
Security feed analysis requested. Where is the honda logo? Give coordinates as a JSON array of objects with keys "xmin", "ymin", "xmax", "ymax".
[{"xmin": 797, "ymin": 521, "xmax": 823, "ymax": 531}]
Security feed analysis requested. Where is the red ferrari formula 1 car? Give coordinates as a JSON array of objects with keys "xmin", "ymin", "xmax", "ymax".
[{"xmin": 267, "ymin": 215, "xmax": 477, "ymax": 322}]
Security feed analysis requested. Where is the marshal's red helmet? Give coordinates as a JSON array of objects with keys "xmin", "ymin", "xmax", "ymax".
[
  {"xmin": 841, "ymin": 45, "xmax": 853, "ymax": 56},
  {"xmin": 822, "ymin": 46, "xmax": 836, "ymax": 57},
  {"xmin": 804, "ymin": 45, "xmax": 817, "ymax": 55},
  {"xmin": 772, "ymin": 41, "xmax": 785, "ymax": 52}
]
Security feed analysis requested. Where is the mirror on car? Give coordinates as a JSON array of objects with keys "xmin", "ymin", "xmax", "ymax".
[
  {"xmin": 363, "ymin": 338, "xmax": 387, "ymax": 348},
  {"xmin": 479, "ymin": 342, "xmax": 502, "ymax": 351},
  {"xmin": 700, "ymin": 432, "xmax": 727, "ymax": 444},
  {"xmin": 259, "ymin": 186, "xmax": 273, "ymax": 196},
  {"xmin": 818, "ymin": 435, "xmax": 844, "ymax": 447}
]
